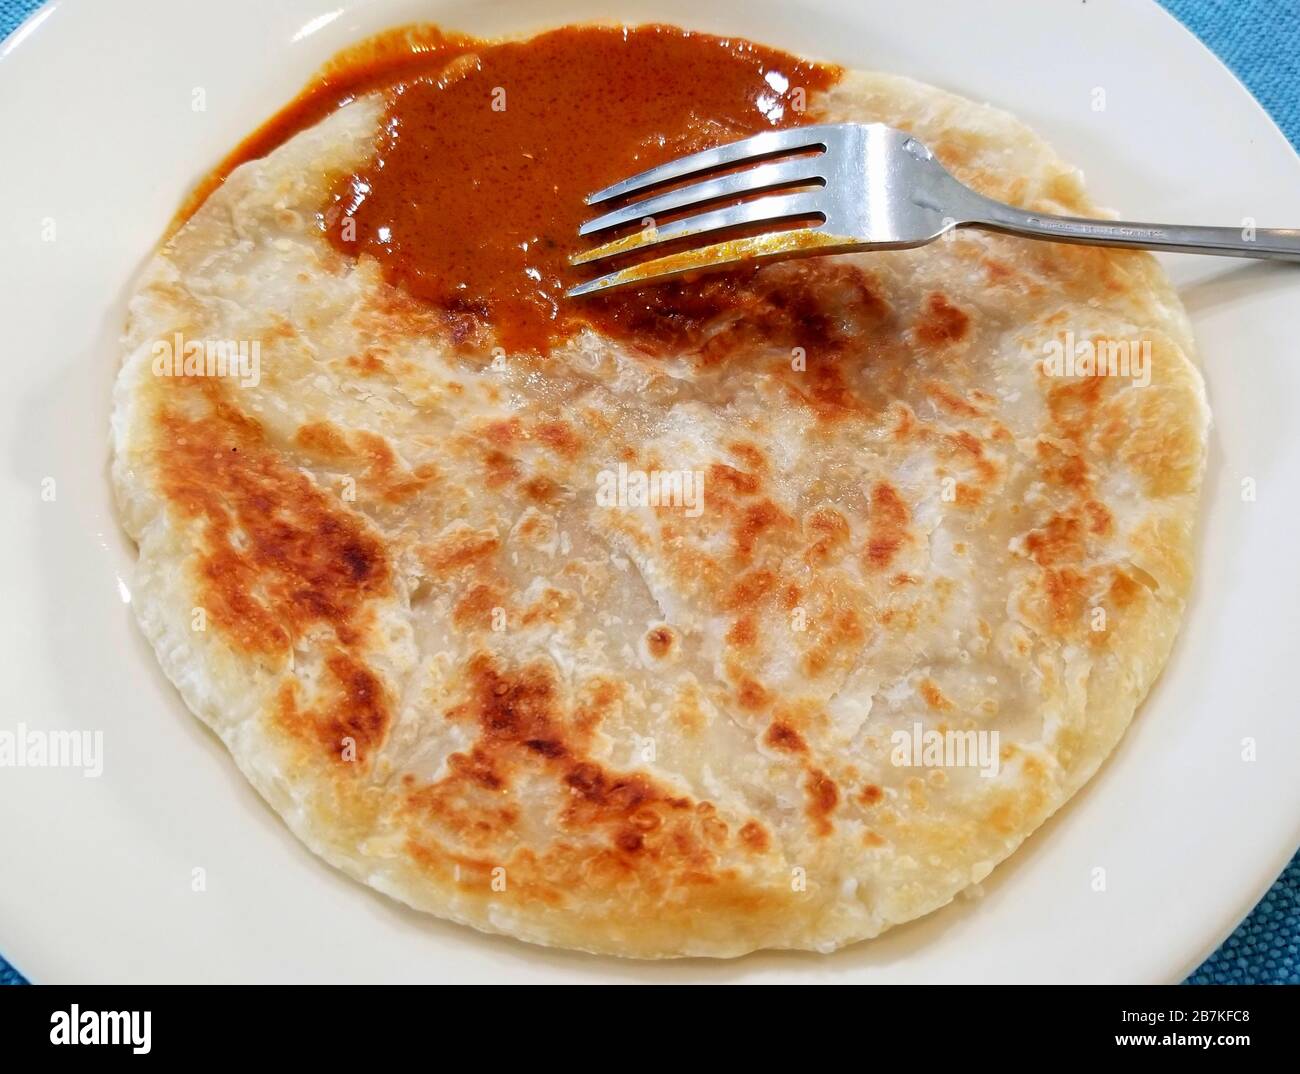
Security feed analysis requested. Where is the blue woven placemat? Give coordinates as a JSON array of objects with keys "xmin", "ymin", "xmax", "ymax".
[{"xmin": 1, "ymin": 0, "xmax": 1296, "ymax": 986}]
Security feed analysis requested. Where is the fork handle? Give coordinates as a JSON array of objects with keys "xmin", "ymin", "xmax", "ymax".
[{"xmin": 964, "ymin": 194, "xmax": 1300, "ymax": 261}]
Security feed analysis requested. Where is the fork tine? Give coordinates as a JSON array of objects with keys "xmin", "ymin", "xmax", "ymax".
[
  {"xmin": 585, "ymin": 125, "xmax": 833, "ymax": 205},
  {"xmin": 566, "ymin": 228, "xmax": 853, "ymax": 297},
  {"xmin": 579, "ymin": 157, "xmax": 827, "ymax": 236},
  {"xmin": 570, "ymin": 191, "xmax": 823, "ymax": 267}
]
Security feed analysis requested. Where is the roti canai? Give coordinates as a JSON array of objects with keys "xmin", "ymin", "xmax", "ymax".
[{"xmin": 111, "ymin": 24, "xmax": 1207, "ymax": 957}]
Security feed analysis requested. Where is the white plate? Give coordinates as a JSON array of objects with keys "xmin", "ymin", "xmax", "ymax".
[{"xmin": 2, "ymin": 0, "xmax": 1297, "ymax": 984}]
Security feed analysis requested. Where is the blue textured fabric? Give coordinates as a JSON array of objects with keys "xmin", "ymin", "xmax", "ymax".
[
  {"xmin": 1188, "ymin": 851, "xmax": 1300, "ymax": 984},
  {"xmin": 1163, "ymin": 0, "xmax": 1300, "ymax": 151},
  {"xmin": 0, "ymin": 0, "xmax": 38, "ymax": 43},
  {"xmin": 0, "ymin": 0, "xmax": 1296, "ymax": 987}
]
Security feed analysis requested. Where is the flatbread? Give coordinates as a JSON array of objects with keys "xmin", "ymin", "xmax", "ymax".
[{"xmin": 111, "ymin": 55, "xmax": 1207, "ymax": 957}]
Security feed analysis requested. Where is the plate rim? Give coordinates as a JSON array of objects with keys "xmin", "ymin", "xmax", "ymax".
[{"xmin": 1, "ymin": 0, "xmax": 1298, "ymax": 984}]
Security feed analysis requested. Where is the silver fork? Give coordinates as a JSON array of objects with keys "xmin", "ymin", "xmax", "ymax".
[{"xmin": 567, "ymin": 122, "xmax": 1300, "ymax": 296}]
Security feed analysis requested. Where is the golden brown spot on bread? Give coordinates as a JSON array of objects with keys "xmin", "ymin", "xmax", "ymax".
[
  {"xmin": 933, "ymin": 132, "xmax": 978, "ymax": 170},
  {"xmin": 482, "ymin": 448, "xmax": 520, "ymax": 489},
  {"xmin": 764, "ymin": 721, "xmax": 807, "ymax": 754},
  {"xmin": 1046, "ymin": 374, "xmax": 1104, "ymax": 436},
  {"xmin": 944, "ymin": 430, "xmax": 998, "ymax": 486},
  {"xmin": 798, "ymin": 601, "xmax": 868, "ymax": 680},
  {"xmin": 514, "ymin": 509, "xmax": 554, "ymax": 545},
  {"xmin": 805, "ymin": 769, "xmax": 840, "ymax": 836},
  {"xmin": 865, "ymin": 481, "xmax": 911, "ymax": 571},
  {"xmin": 574, "ymin": 678, "xmax": 623, "ymax": 736},
  {"xmin": 926, "ymin": 381, "xmax": 982, "ymax": 418},
  {"xmin": 726, "ymin": 615, "xmax": 758, "ymax": 650},
  {"xmin": 484, "ymin": 418, "xmax": 523, "ymax": 446},
  {"xmin": 1116, "ymin": 383, "xmax": 1204, "ymax": 497},
  {"xmin": 985, "ymin": 756, "xmax": 1051, "ymax": 835},
  {"xmin": 709, "ymin": 463, "xmax": 761, "ymax": 497},
  {"xmin": 294, "ymin": 421, "xmax": 434, "ymax": 505},
  {"xmin": 736, "ymin": 678, "xmax": 769, "ymax": 711},
  {"xmin": 725, "ymin": 568, "xmax": 777, "ymax": 610},
  {"xmin": 345, "ymin": 350, "xmax": 386, "ymax": 375},
  {"xmin": 630, "ymin": 807, "xmax": 664, "ymax": 833},
  {"xmin": 445, "ymin": 658, "xmax": 669, "ymax": 824},
  {"xmin": 987, "ymin": 417, "xmax": 1013, "ymax": 441},
  {"xmin": 787, "ymin": 353, "xmax": 862, "ymax": 421},
  {"xmin": 919, "ymin": 679, "xmax": 955, "ymax": 713},
  {"xmin": 1044, "ymin": 567, "xmax": 1090, "ymax": 631},
  {"xmin": 534, "ymin": 419, "xmax": 583, "ymax": 459},
  {"xmin": 858, "ymin": 784, "xmax": 884, "ymax": 806},
  {"xmin": 597, "ymin": 259, "xmax": 885, "ymax": 372},
  {"xmin": 524, "ymin": 737, "xmax": 568, "ymax": 759},
  {"xmin": 1085, "ymin": 500, "xmax": 1114, "ymax": 536},
  {"xmin": 274, "ymin": 651, "xmax": 391, "ymax": 765},
  {"xmin": 891, "ymin": 402, "xmax": 918, "ymax": 441},
  {"xmin": 804, "ymin": 506, "xmax": 850, "ymax": 567},
  {"xmin": 521, "ymin": 474, "xmax": 561, "ymax": 503},
  {"xmin": 739, "ymin": 820, "xmax": 770, "ymax": 852},
  {"xmin": 645, "ymin": 625, "xmax": 677, "ymax": 660},
  {"xmin": 983, "ymin": 258, "xmax": 1014, "ymax": 283},
  {"xmin": 1023, "ymin": 513, "xmax": 1085, "ymax": 568},
  {"xmin": 260, "ymin": 316, "xmax": 299, "ymax": 342},
  {"xmin": 325, "ymin": 652, "xmax": 387, "ymax": 753},
  {"xmin": 728, "ymin": 441, "xmax": 768, "ymax": 472},
  {"xmin": 379, "ymin": 462, "xmax": 440, "ymax": 505},
  {"xmin": 520, "ymin": 586, "xmax": 578, "ymax": 628},
  {"xmin": 670, "ymin": 685, "xmax": 707, "ymax": 735},
  {"xmin": 1109, "ymin": 569, "xmax": 1144, "ymax": 609},
  {"xmin": 452, "ymin": 654, "xmax": 562, "ymax": 746},
  {"xmin": 452, "ymin": 582, "xmax": 504, "ymax": 631},
  {"xmin": 563, "ymin": 763, "xmax": 684, "ymax": 823},
  {"xmin": 447, "ymin": 747, "xmax": 506, "ymax": 790},
  {"xmin": 734, "ymin": 499, "xmax": 793, "ymax": 560},
  {"xmin": 353, "ymin": 430, "xmax": 397, "ymax": 472},
  {"xmin": 912, "ymin": 293, "xmax": 970, "ymax": 347},
  {"xmin": 294, "ymin": 420, "xmax": 351, "ymax": 459},
  {"xmin": 1036, "ymin": 438, "xmax": 1090, "ymax": 492},
  {"xmin": 158, "ymin": 398, "xmax": 388, "ymax": 659},
  {"xmin": 420, "ymin": 524, "xmax": 501, "ymax": 574},
  {"xmin": 418, "ymin": 654, "xmax": 788, "ymax": 886}
]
